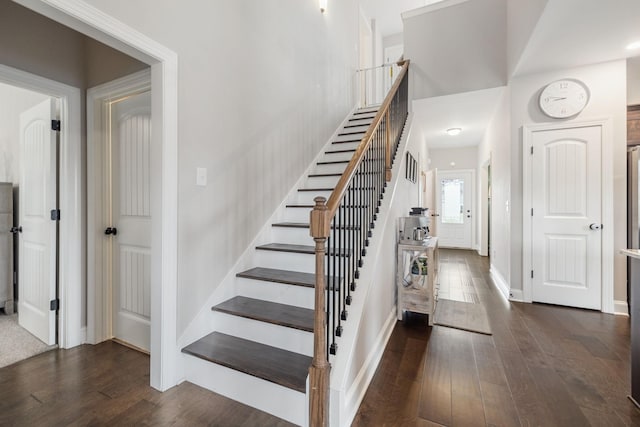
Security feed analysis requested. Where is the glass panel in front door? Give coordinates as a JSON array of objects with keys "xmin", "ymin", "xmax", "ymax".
[{"xmin": 441, "ymin": 178, "xmax": 464, "ymax": 224}]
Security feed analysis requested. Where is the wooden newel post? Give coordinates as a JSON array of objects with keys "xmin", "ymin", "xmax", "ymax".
[
  {"xmin": 385, "ymin": 109, "xmax": 392, "ymax": 182},
  {"xmin": 309, "ymin": 196, "xmax": 331, "ymax": 427}
]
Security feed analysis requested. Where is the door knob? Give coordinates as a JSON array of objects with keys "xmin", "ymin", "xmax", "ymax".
[
  {"xmin": 105, "ymin": 227, "xmax": 118, "ymax": 236},
  {"xmin": 589, "ymin": 223, "xmax": 602, "ymax": 230},
  {"xmin": 10, "ymin": 226, "xmax": 21, "ymax": 234}
]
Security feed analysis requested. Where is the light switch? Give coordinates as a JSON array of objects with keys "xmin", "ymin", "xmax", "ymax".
[{"xmin": 196, "ymin": 167, "xmax": 207, "ymax": 186}]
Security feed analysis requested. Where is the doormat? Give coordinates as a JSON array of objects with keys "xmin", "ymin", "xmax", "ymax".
[
  {"xmin": 434, "ymin": 299, "xmax": 492, "ymax": 335},
  {"xmin": 0, "ymin": 313, "xmax": 53, "ymax": 368}
]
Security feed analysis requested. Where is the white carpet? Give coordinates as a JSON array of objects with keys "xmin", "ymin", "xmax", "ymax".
[{"xmin": 0, "ymin": 313, "xmax": 53, "ymax": 368}]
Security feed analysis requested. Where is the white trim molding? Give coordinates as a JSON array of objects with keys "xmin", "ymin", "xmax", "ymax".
[
  {"xmin": 15, "ymin": 0, "xmax": 179, "ymax": 391},
  {"xmin": 614, "ymin": 300, "xmax": 629, "ymax": 316},
  {"xmin": 0, "ymin": 63, "xmax": 82, "ymax": 350},
  {"xmin": 522, "ymin": 118, "xmax": 614, "ymax": 314},
  {"xmin": 489, "ymin": 264, "xmax": 511, "ymax": 301}
]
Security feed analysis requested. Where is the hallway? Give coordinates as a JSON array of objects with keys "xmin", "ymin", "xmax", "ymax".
[{"xmin": 353, "ymin": 249, "xmax": 638, "ymax": 426}]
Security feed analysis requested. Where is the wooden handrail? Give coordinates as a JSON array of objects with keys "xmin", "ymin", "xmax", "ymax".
[
  {"xmin": 308, "ymin": 59, "xmax": 410, "ymax": 427},
  {"xmin": 324, "ymin": 60, "xmax": 409, "ymax": 222}
]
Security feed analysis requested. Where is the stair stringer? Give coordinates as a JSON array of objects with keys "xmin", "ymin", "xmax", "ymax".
[
  {"xmin": 176, "ymin": 106, "xmax": 361, "ymax": 425},
  {"xmin": 325, "ymin": 114, "xmax": 417, "ymax": 427}
]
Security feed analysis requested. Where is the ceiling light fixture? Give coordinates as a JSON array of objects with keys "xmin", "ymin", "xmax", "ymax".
[
  {"xmin": 626, "ymin": 40, "xmax": 640, "ymax": 50},
  {"xmin": 320, "ymin": 0, "xmax": 327, "ymax": 13},
  {"xmin": 446, "ymin": 127, "xmax": 462, "ymax": 136}
]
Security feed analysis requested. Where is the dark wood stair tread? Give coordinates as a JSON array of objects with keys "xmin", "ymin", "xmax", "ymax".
[
  {"xmin": 181, "ymin": 332, "xmax": 311, "ymax": 393},
  {"xmin": 212, "ymin": 296, "xmax": 314, "ymax": 332},
  {"xmin": 237, "ymin": 267, "xmax": 316, "ymax": 288},
  {"xmin": 285, "ymin": 204, "xmax": 314, "ymax": 208},
  {"xmin": 325, "ymin": 148, "xmax": 356, "ymax": 154},
  {"xmin": 272, "ymin": 222, "xmax": 361, "ymax": 230},
  {"xmin": 338, "ymin": 130, "xmax": 367, "ymax": 136},
  {"xmin": 236, "ymin": 267, "xmax": 341, "ymax": 290},
  {"xmin": 308, "ymin": 173, "xmax": 342, "ymax": 178},
  {"xmin": 298, "ymin": 187, "xmax": 334, "ymax": 192},
  {"xmin": 333, "ymin": 138, "xmax": 362, "ymax": 144},
  {"xmin": 256, "ymin": 243, "xmax": 350, "ymax": 257},
  {"xmin": 317, "ymin": 160, "xmax": 349, "ymax": 165}
]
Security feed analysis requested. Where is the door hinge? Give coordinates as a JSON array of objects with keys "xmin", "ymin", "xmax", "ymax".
[
  {"xmin": 51, "ymin": 120, "xmax": 61, "ymax": 131},
  {"xmin": 531, "ymin": 208, "xmax": 534, "ymax": 216},
  {"xmin": 531, "ymin": 270, "xmax": 534, "ymax": 279},
  {"xmin": 50, "ymin": 299, "xmax": 60, "ymax": 311},
  {"xmin": 530, "ymin": 146, "xmax": 534, "ymax": 155},
  {"xmin": 50, "ymin": 209, "xmax": 60, "ymax": 221}
]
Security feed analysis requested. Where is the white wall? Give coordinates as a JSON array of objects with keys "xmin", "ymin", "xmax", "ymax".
[
  {"xmin": 629, "ymin": 56, "xmax": 640, "ymax": 106},
  {"xmin": 81, "ymin": 0, "xmax": 360, "ymax": 335},
  {"xmin": 330, "ymin": 116, "xmax": 423, "ymax": 426},
  {"xmin": 510, "ymin": 60, "xmax": 627, "ymax": 303},
  {"xmin": 428, "ymin": 146, "xmax": 477, "ymax": 171},
  {"xmin": 506, "ymin": 0, "xmax": 548, "ymax": 76},
  {"xmin": 477, "ymin": 87, "xmax": 510, "ymax": 280},
  {"xmin": 0, "ymin": 83, "xmax": 49, "ymax": 184}
]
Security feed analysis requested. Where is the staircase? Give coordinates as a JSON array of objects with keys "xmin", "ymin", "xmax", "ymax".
[{"xmin": 181, "ymin": 106, "xmax": 380, "ymax": 425}]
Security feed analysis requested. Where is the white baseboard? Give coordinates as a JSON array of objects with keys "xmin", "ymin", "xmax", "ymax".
[
  {"xmin": 80, "ymin": 327, "xmax": 87, "ymax": 344},
  {"xmin": 341, "ymin": 309, "xmax": 397, "ymax": 427},
  {"xmin": 509, "ymin": 289, "xmax": 524, "ymax": 302},
  {"xmin": 489, "ymin": 265, "xmax": 511, "ymax": 301},
  {"xmin": 614, "ymin": 300, "xmax": 629, "ymax": 316}
]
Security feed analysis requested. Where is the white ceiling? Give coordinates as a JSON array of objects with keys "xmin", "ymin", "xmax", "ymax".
[
  {"xmin": 514, "ymin": 0, "xmax": 640, "ymax": 77},
  {"xmin": 402, "ymin": 0, "xmax": 507, "ymax": 100},
  {"xmin": 359, "ymin": 0, "xmax": 442, "ymax": 38},
  {"xmin": 412, "ymin": 87, "xmax": 505, "ymax": 149},
  {"xmin": 362, "ymin": 0, "xmax": 640, "ymax": 151}
]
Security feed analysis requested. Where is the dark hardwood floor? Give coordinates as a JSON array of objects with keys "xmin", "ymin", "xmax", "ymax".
[
  {"xmin": 353, "ymin": 249, "xmax": 640, "ymax": 427},
  {"xmin": 0, "ymin": 340, "xmax": 294, "ymax": 426}
]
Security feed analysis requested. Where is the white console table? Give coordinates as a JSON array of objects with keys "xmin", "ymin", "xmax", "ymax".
[{"xmin": 396, "ymin": 237, "xmax": 439, "ymax": 325}]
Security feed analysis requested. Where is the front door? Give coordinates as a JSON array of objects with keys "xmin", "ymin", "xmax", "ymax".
[
  {"xmin": 530, "ymin": 125, "xmax": 602, "ymax": 309},
  {"xmin": 436, "ymin": 170, "xmax": 473, "ymax": 248},
  {"xmin": 18, "ymin": 98, "xmax": 57, "ymax": 345},
  {"xmin": 109, "ymin": 90, "xmax": 152, "ymax": 351}
]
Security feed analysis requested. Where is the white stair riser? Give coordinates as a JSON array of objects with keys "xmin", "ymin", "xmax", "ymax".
[
  {"xmin": 272, "ymin": 226, "xmax": 313, "ymax": 246},
  {"xmin": 235, "ymin": 277, "xmax": 315, "ymax": 309},
  {"xmin": 255, "ymin": 250, "xmax": 315, "ymax": 273},
  {"xmin": 305, "ymin": 175, "xmax": 341, "ymax": 189},
  {"xmin": 183, "ymin": 354, "xmax": 307, "ymax": 426},
  {"xmin": 318, "ymin": 151, "xmax": 353, "ymax": 162},
  {"xmin": 310, "ymin": 163, "xmax": 349, "ymax": 175},
  {"xmin": 282, "ymin": 207, "xmax": 313, "ymax": 223},
  {"xmin": 328, "ymin": 140, "xmax": 360, "ymax": 150},
  {"xmin": 294, "ymin": 190, "xmax": 333, "ymax": 205},
  {"xmin": 338, "ymin": 125, "xmax": 369, "ymax": 134},
  {"xmin": 346, "ymin": 119, "xmax": 373, "ymax": 127},
  {"xmin": 212, "ymin": 311, "xmax": 313, "ymax": 357}
]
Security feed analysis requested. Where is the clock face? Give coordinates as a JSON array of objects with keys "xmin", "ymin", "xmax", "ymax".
[{"xmin": 539, "ymin": 79, "xmax": 590, "ymax": 119}]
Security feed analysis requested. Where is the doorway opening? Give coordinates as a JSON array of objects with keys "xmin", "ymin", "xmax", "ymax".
[
  {"xmin": 12, "ymin": 0, "xmax": 178, "ymax": 390},
  {"xmin": 0, "ymin": 82, "xmax": 61, "ymax": 367}
]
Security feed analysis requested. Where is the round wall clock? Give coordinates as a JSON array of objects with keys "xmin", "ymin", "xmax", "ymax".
[{"xmin": 538, "ymin": 79, "xmax": 590, "ymax": 119}]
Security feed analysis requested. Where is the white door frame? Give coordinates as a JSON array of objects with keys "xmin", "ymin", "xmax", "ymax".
[
  {"xmin": 87, "ymin": 69, "xmax": 151, "ymax": 346},
  {"xmin": 15, "ymin": 0, "xmax": 179, "ymax": 390},
  {"xmin": 0, "ymin": 64, "xmax": 82, "ymax": 349},
  {"xmin": 522, "ymin": 119, "xmax": 614, "ymax": 313}
]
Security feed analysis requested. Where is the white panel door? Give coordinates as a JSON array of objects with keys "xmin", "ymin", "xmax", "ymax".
[
  {"xmin": 110, "ymin": 91, "xmax": 152, "ymax": 351},
  {"xmin": 531, "ymin": 125, "xmax": 602, "ymax": 309},
  {"xmin": 436, "ymin": 170, "xmax": 473, "ymax": 248},
  {"xmin": 18, "ymin": 98, "xmax": 57, "ymax": 345}
]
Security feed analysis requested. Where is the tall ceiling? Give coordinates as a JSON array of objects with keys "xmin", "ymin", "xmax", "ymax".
[{"xmin": 361, "ymin": 0, "xmax": 640, "ymax": 149}]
